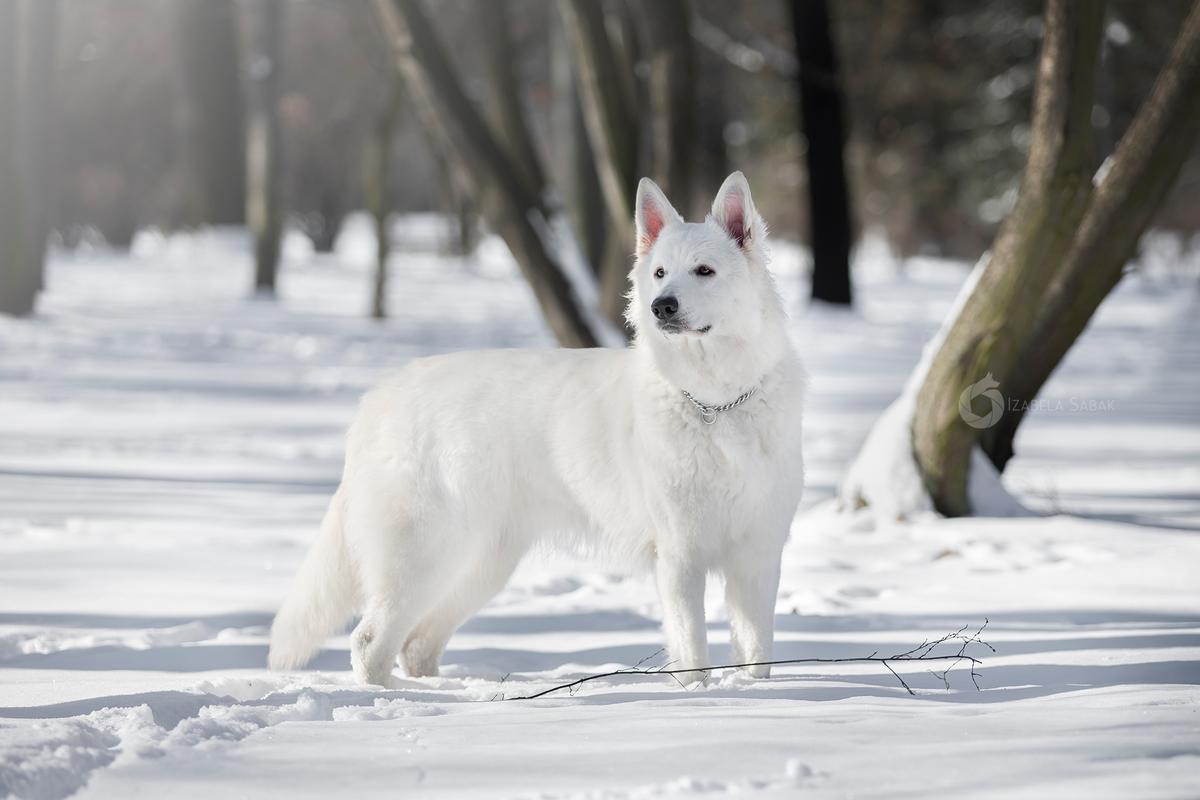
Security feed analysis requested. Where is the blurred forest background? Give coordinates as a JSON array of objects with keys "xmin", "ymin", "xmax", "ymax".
[{"xmin": 3, "ymin": 2, "xmax": 1197, "ymax": 288}]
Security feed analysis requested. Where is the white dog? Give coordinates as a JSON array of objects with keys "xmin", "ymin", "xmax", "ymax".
[{"xmin": 269, "ymin": 172, "xmax": 805, "ymax": 686}]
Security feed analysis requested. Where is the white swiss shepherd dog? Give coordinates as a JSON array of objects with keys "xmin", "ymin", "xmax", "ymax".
[{"xmin": 269, "ymin": 172, "xmax": 805, "ymax": 687}]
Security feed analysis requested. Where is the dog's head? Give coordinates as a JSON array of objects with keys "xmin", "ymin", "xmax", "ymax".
[
  {"xmin": 628, "ymin": 171, "xmax": 775, "ymax": 341},
  {"xmin": 627, "ymin": 172, "xmax": 787, "ymax": 390}
]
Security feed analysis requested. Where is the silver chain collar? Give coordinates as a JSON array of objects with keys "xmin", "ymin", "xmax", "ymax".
[{"xmin": 680, "ymin": 387, "xmax": 757, "ymax": 425}]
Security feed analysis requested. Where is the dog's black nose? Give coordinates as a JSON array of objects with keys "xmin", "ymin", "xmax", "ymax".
[{"xmin": 651, "ymin": 295, "xmax": 679, "ymax": 320}]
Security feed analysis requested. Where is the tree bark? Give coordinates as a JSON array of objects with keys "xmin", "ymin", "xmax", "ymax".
[
  {"xmin": 245, "ymin": 0, "xmax": 285, "ymax": 296},
  {"xmin": 0, "ymin": 0, "xmax": 31, "ymax": 316},
  {"xmin": 558, "ymin": 0, "xmax": 639, "ymax": 326},
  {"xmin": 177, "ymin": 0, "xmax": 245, "ymax": 227},
  {"xmin": 1, "ymin": 0, "xmax": 57, "ymax": 317},
  {"xmin": 313, "ymin": 192, "xmax": 344, "ymax": 254},
  {"xmin": 477, "ymin": 0, "xmax": 546, "ymax": 201},
  {"xmin": 366, "ymin": 82, "xmax": 403, "ymax": 320},
  {"xmin": 911, "ymin": 0, "xmax": 1105, "ymax": 516},
  {"xmin": 19, "ymin": 0, "xmax": 57, "ymax": 295},
  {"xmin": 641, "ymin": 0, "xmax": 696, "ymax": 216},
  {"xmin": 549, "ymin": 10, "xmax": 605, "ymax": 274},
  {"xmin": 694, "ymin": 49, "xmax": 730, "ymax": 212},
  {"xmin": 373, "ymin": 0, "xmax": 604, "ymax": 348},
  {"xmin": 981, "ymin": 0, "xmax": 1200, "ymax": 471},
  {"xmin": 792, "ymin": 0, "xmax": 854, "ymax": 306}
]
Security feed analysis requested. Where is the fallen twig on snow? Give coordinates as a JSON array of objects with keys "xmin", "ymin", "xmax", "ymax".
[{"xmin": 498, "ymin": 619, "xmax": 994, "ymax": 701}]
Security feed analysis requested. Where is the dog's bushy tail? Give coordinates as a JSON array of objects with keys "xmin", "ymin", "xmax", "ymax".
[{"xmin": 268, "ymin": 486, "xmax": 356, "ymax": 671}]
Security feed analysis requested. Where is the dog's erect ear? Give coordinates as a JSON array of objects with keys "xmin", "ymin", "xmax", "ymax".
[
  {"xmin": 711, "ymin": 171, "xmax": 759, "ymax": 249},
  {"xmin": 635, "ymin": 177, "xmax": 683, "ymax": 259}
]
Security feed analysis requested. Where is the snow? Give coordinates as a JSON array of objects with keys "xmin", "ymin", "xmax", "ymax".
[{"xmin": 1, "ymin": 223, "xmax": 1198, "ymax": 798}]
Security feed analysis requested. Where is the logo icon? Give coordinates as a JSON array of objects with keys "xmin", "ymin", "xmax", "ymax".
[{"xmin": 959, "ymin": 373, "xmax": 1004, "ymax": 429}]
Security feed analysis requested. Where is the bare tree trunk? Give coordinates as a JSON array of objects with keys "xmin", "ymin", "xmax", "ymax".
[
  {"xmin": 641, "ymin": 0, "xmax": 696, "ymax": 216},
  {"xmin": 425, "ymin": 144, "xmax": 474, "ymax": 256},
  {"xmin": 177, "ymin": 0, "xmax": 245, "ymax": 226},
  {"xmin": 792, "ymin": 0, "xmax": 854, "ymax": 306},
  {"xmin": 373, "ymin": 0, "xmax": 606, "ymax": 348},
  {"xmin": 18, "ymin": 0, "xmax": 52, "ymax": 285},
  {"xmin": 981, "ymin": 0, "xmax": 1200, "ymax": 471},
  {"xmin": 906, "ymin": 0, "xmax": 1200, "ymax": 517},
  {"xmin": 911, "ymin": 0, "xmax": 1105, "ymax": 516},
  {"xmin": 478, "ymin": 0, "xmax": 545, "ymax": 199},
  {"xmin": 549, "ymin": 10, "xmax": 605, "ymax": 274},
  {"xmin": 245, "ymin": 0, "xmax": 285, "ymax": 296},
  {"xmin": 0, "ymin": 0, "xmax": 31, "ymax": 316},
  {"xmin": 313, "ymin": 192, "xmax": 344, "ymax": 253},
  {"xmin": 694, "ymin": 53, "xmax": 730, "ymax": 211},
  {"xmin": 17, "ymin": 0, "xmax": 57, "ymax": 296},
  {"xmin": 614, "ymin": 0, "xmax": 644, "ymax": 137},
  {"xmin": 558, "ymin": 0, "xmax": 638, "ymax": 326},
  {"xmin": 1, "ymin": 0, "xmax": 56, "ymax": 316},
  {"xmin": 366, "ymin": 82, "xmax": 403, "ymax": 320}
]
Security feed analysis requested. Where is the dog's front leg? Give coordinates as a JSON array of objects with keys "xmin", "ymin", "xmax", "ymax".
[
  {"xmin": 655, "ymin": 552, "xmax": 709, "ymax": 685},
  {"xmin": 724, "ymin": 543, "xmax": 782, "ymax": 678}
]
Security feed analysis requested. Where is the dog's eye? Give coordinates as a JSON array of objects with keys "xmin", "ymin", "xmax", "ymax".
[
  {"xmin": 695, "ymin": 265, "xmax": 715, "ymax": 277},
  {"xmin": 653, "ymin": 267, "xmax": 666, "ymax": 279}
]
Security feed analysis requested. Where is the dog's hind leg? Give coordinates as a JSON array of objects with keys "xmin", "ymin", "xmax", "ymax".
[
  {"xmin": 400, "ymin": 537, "xmax": 525, "ymax": 678},
  {"xmin": 344, "ymin": 493, "xmax": 440, "ymax": 688},
  {"xmin": 351, "ymin": 602, "xmax": 413, "ymax": 688}
]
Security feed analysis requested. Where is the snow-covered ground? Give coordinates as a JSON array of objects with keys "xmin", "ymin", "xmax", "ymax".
[{"xmin": 1, "ymin": 220, "xmax": 1198, "ymax": 799}]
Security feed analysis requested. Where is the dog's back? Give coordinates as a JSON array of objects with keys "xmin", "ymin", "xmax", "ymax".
[{"xmin": 348, "ymin": 346, "xmax": 638, "ymax": 545}]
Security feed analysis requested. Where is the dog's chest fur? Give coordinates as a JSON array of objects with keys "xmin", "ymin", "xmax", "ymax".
[{"xmin": 625, "ymin": 366, "xmax": 804, "ymax": 554}]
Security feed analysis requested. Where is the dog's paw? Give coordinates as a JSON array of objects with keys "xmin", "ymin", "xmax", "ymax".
[
  {"xmin": 400, "ymin": 638, "xmax": 442, "ymax": 678},
  {"xmin": 379, "ymin": 672, "xmax": 408, "ymax": 690},
  {"xmin": 351, "ymin": 663, "xmax": 401, "ymax": 689},
  {"xmin": 744, "ymin": 664, "xmax": 771, "ymax": 679}
]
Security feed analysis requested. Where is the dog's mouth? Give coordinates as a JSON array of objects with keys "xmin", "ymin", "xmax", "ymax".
[{"xmin": 658, "ymin": 321, "xmax": 712, "ymax": 336}]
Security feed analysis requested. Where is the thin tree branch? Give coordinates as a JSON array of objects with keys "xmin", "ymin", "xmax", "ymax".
[
  {"xmin": 879, "ymin": 658, "xmax": 911, "ymax": 695},
  {"xmin": 500, "ymin": 621, "xmax": 992, "ymax": 701}
]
